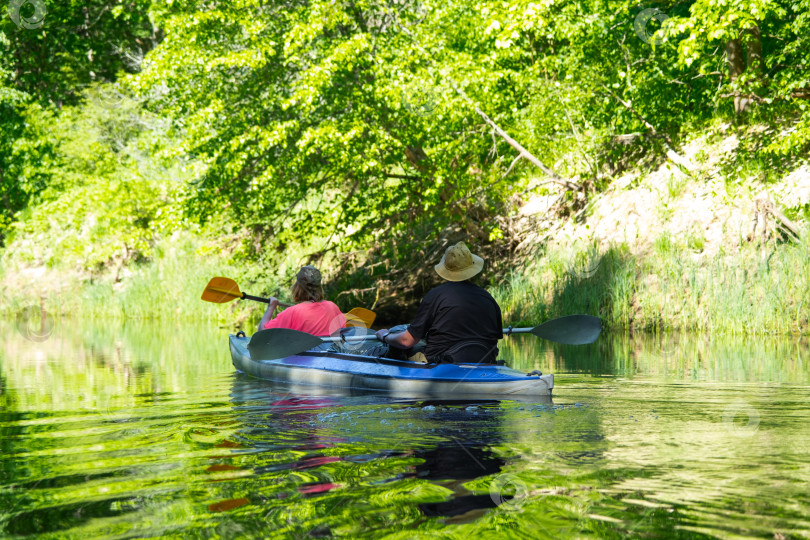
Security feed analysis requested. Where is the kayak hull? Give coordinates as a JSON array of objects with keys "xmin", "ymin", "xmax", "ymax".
[{"xmin": 229, "ymin": 334, "xmax": 553, "ymax": 397}]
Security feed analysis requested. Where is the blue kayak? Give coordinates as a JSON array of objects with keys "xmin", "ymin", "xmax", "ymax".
[{"xmin": 229, "ymin": 334, "xmax": 553, "ymax": 397}]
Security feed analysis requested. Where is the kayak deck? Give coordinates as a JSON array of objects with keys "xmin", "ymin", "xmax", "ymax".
[{"xmin": 229, "ymin": 334, "xmax": 553, "ymax": 397}]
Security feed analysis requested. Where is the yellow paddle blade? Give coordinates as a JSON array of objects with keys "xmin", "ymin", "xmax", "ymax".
[
  {"xmin": 345, "ymin": 307, "xmax": 376, "ymax": 327},
  {"xmin": 201, "ymin": 277, "xmax": 242, "ymax": 304}
]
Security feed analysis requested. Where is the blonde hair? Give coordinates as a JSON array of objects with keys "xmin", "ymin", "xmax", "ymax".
[{"xmin": 291, "ymin": 280, "xmax": 324, "ymax": 303}]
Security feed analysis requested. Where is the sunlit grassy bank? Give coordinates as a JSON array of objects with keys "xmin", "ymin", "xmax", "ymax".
[
  {"xmin": 4, "ymin": 229, "xmax": 808, "ymax": 335},
  {"xmin": 0, "ymin": 233, "xmax": 242, "ymax": 324},
  {"xmin": 0, "ymin": 230, "xmax": 354, "ymax": 327},
  {"xmin": 493, "ymin": 235, "xmax": 810, "ymax": 335}
]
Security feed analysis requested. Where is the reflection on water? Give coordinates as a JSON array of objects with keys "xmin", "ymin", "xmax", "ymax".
[{"xmin": 1, "ymin": 320, "xmax": 809, "ymax": 538}]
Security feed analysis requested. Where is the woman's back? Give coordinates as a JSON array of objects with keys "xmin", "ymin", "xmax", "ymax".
[
  {"xmin": 258, "ymin": 265, "xmax": 347, "ymax": 336},
  {"xmin": 263, "ymin": 300, "xmax": 345, "ymax": 336}
]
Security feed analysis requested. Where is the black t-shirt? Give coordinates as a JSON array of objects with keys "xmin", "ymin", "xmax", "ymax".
[{"xmin": 407, "ymin": 281, "xmax": 503, "ymax": 363}]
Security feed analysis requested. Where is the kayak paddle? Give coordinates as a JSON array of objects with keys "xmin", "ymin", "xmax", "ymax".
[
  {"xmin": 504, "ymin": 315, "xmax": 602, "ymax": 346},
  {"xmin": 343, "ymin": 307, "xmax": 376, "ymax": 327},
  {"xmin": 248, "ymin": 328, "xmax": 330, "ymax": 360},
  {"xmin": 247, "ymin": 315, "xmax": 602, "ymax": 360},
  {"xmin": 202, "ymin": 276, "xmax": 293, "ymax": 307},
  {"xmin": 202, "ymin": 277, "xmax": 377, "ymax": 327}
]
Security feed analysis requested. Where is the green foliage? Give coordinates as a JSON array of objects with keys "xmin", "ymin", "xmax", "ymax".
[
  {"xmin": 0, "ymin": 35, "xmax": 35, "ymax": 243},
  {"xmin": 0, "ymin": 0, "xmax": 157, "ymax": 244},
  {"xmin": 125, "ymin": 0, "xmax": 808, "ymax": 273},
  {"xmin": 0, "ymin": 0, "xmax": 808, "ymax": 326},
  {"xmin": 0, "ymin": 91, "xmax": 31, "ymax": 241},
  {"xmin": 129, "ymin": 0, "xmax": 546, "ymax": 259},
  {"xmin": 670, "ymin": 0, "xmax": 810, "ymax": 154},
  {"xmin": 674, "ymin": 0, "xmax": 785, "ymax": 63},
  {"xmin": 0, "ymin": 0, "xmax": 156, "ymax": 105},
  {"xmin": 3, "ymin": 87, "xmax": 188, "ymax": 272}
]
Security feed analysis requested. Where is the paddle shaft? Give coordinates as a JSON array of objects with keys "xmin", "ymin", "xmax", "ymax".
[
  {"xmin": 314, "ymin": 328, "xmax": 536, "ymax": 344},
  {"xmin": 248, "ymin": 315, "xmax": 600, "ymax": 360},
  {"xmin": 242, "ymin": 292, "xmax": 292, "ymax": 308}
]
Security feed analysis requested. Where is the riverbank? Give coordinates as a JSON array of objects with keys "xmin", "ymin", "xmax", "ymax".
[
  {"xmin": 495, "ymin": 121, "xmax": 810, "ymax": 334},
  {"xmin": 1, "ymin": 123, "xmax": 807, "ymax": 334},
  {"xmin": 5, "ymin": 233, "xmax": 808, "ymax": 335}
]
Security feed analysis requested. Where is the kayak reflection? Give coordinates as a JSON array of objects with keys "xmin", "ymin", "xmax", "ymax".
[{"xmin": 227, "ymin": 376, "xmax": 555, "ymax": 523}]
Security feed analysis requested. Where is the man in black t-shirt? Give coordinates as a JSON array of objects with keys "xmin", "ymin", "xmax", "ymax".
[{"xmin": 375, "ymin": 242, "xmax": 503, "ymax": 364}]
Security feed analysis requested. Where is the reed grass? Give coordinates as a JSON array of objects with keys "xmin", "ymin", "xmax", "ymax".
[
  {"xmin": 0, "ymin": 231, "xmax": 357, "ymax": 327},
  {"xmin": 492, "ymin": 235, "xmax": 810, "ymax": 335},
  {"xmin": 3, "ymin": 227, "xmax": 808, "ymax": 335},
  {"xmin": 0, "ymin": 233, "xmax": 249, "ymax": 324}
]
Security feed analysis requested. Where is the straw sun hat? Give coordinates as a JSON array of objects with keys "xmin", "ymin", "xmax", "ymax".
[{"xmin": 434, "ymin": 242, "xmax": 484, "ymax": 282}]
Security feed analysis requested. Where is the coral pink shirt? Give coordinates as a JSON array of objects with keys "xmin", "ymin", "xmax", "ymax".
[{"xmin": 263, "ymin": 301, "xmax": 346, "ymax": 336}]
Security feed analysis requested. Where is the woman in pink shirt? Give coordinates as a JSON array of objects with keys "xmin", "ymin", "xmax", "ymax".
[{"xmin": 258, "ymin": 265, "xmax": 346, "ymax": 336}]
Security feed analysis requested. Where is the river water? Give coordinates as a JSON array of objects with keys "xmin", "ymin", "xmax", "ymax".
[{"xmin": 1, "ymin": 319, "xmax": 809, "ymax": 538}]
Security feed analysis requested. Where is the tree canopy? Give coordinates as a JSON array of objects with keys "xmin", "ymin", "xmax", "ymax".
[{"xmin": 1, "ymin": 0, "xmax": 808, "ymax": 295}]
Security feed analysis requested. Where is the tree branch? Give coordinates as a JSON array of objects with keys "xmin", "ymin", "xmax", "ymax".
[
  {"xmin": 387, "ymin": 11, "xmax": 580, "ymax": 192},
  {"xmin": 599, "ymin": 84, "xmax": 696, "ymax": 175},
  {"xmin": 465, "ymin": 99, "xmax": 579, "ymax": 191}
]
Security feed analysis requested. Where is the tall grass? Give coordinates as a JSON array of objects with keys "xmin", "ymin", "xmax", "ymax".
[
  {"xmin": 0, "ymin": 233, "xmax": 250, "ymax": 324},
  {"xmin": 0, "ymin": 230, "xmax": 364, "ymax": 328},
  {"xmin": 4, "ymin": 226, "xmax": 808, "ymax": 335},
  {"xmin": 492, "ymin": 235, "xmax": 810, "ymax": 335}
]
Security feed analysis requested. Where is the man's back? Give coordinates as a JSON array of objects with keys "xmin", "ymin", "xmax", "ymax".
[{"xmin": 407, "ymin": 281, "xmax": 503, "ymax": 362}]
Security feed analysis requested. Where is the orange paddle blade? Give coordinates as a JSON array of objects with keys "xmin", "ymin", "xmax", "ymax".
[
  {"xmin": 201, "ymin": 277, "xmax": 243, "ymax": 304},
  {"xmin": 345, "ymin": 307, "xmax": 376, "ymax": 327}
]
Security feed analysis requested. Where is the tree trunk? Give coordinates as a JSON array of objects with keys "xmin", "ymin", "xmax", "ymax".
[
  {"xmin": 404, "ymin": 146, "xmax": 428, "ymax": 171},
  {"xmin": 741, "ymin": 25, "xmax": 765, "ymax": 112},
  {"xmin": 744, "ymin": 26, "xmax": 764, "ymax": 77},
  {"xmin": 725, "ymin": 37, "xmax": 746, "ymax": 113}
]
